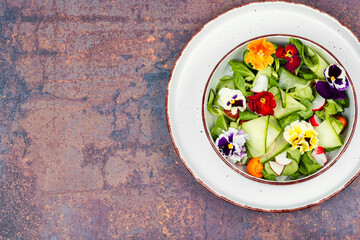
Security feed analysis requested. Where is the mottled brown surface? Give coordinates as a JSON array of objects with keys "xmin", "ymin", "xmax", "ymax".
[{"xmin": 0, "ymin": 0, "xmax": 359, "ymax": 239}]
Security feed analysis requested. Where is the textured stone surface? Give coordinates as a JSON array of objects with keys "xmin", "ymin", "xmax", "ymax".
[{"xmin": 0, "ymin": 0, "xmax": 359, "ymax": 239}]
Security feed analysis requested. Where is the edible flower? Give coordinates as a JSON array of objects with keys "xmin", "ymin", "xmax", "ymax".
[
  {"xmin": 245, "ymin": 38, "xmax": 276, "ymax": 71},
  {"xmin": 283, "ymin": 120, "xmax": 318, "ymax": 154},
  {"xmin": 217, "ymin": 88, "xmax": 246, "ymax": 115},
  {"xmin": 247, "ymin": 91, "xmax": 276, "ymax": 116},
  {"xmin": 276, "ymin": 44, "xmax": 301, "ymax": 71},
  {"xmin": 316, "ymin": 64, "xmax": 348, "ymax": 100},
  {"xmin": 215, "ymin": 127, "xmax": 249, "ymax": 164}
]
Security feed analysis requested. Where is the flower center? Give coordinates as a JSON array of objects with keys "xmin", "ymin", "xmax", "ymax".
[
  {"xmin": 260, "ymin": 97, "xmax": 266, "ymax": 104},
  {"xmin": 230, "ymin": 99, "xmax": 235, "ymax": 104},
  {"xmin": 258, "ymin": 49, "xmax": 264, "ymax": 55},
  {"xmin": 227, "ymin": 143, "xmax": 233, "ymax": 149},
  {"xmin": 330, "ymin": 76, "xmax": 335, "ymax": 81},
  {"xmin": 285, "ymin": 50, "xmax": 293, "ymax": 57}
]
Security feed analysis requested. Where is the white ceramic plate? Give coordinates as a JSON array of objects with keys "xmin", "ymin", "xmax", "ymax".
[{"xmin": 167, "ymin": 2, "xmax": 360, "ymax": 212}]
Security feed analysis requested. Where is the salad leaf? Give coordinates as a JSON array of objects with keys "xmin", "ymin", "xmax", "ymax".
[
  {"xmin": 299, "ymin": 151, "xmax": 322, "ymax": 176},
  {"xmin": 229, "ymin": 60, "xmax": 256, "ymax": 80},
  {"xmin": 279, "ymin": 113, "xmax": 300, "ymax": 129},
  {"xmin": 289, "ymin": 38, "xmax": 304, "ymax": 57},
  {"xmin": 216, "ymin": 75, "xmax": 235, "ymax": 92},
  {"xmin": 215, "ymin": 115, "xmax": 228, "ymax": 131},
  {"xmin": 290, "ymin": 171, "xmax": 302, "ymax": 180},
  {"xmin": 210, "ymin": 126, "xmax": 223, "ymax": 140},
  {"xmin": 237, "ymin": 110, "xmax": 259, "ymax": 121},
  {"xmin": 233, "ymin": 71, "xmax": 253, "ymax": 97},
  {"xmin": 207, "ymin": 89, "xmax": 223, "ymax": 116},
  {"xmin": 297, "ymin": 100, "xmax": 313, "ymax": 119},
  {"xmin": 324, "ymin": 99, "xmax": 344, "ymax": 117},
  {"xmin": 298, "ymin": 69, "xmax": 318, "ymax": 80},
  {"xmin": 289, "ymin": 85, "xmax": 314, "ymax": 102},
  {"xmin": 269, "ymin": 76, "xmax": 279, "ymax": 88},
  {"xmin": 315, "ymin": 109, "xmax": 326, "ymax": 120},
  {"xmin": 287, "ymin": 148, "xmax": 301, "ymax": 164},
  {"xmin": 335, "ymin": 98, "xmax": 350, "ymax": 108},
  {"xmin": 262, "ymin": 170, "xmax": 277, "ymax": 181}
]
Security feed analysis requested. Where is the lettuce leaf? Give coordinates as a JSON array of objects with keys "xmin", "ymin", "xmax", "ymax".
[
  {"xmin": 279, "ymin": 113, "xmax": 300, "ymax": 129},
  {"xmin": 297, "ymin": 100, "xmax": 313, "ymax": 119},
  {"xmin": 299, "ymin": 151, "xmax": 322, "ymax": 176},
  {"xmin": 229, "ymin": 60, "xmax": 256, "ymax": 80},
  {"xmin": 262, "ymin": 170, "xmax": 277, "ymax": 181},
  {"xmin": 233, "ymin": 71, "xmax": 253, "ymax": 97},
  {"xmin": 289, "ymin": 85, "xmax": 314, "ymax": 101}
]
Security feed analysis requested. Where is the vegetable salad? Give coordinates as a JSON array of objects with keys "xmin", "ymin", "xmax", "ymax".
[{"xmin": 207, "ymin": 37, "xmax": 349, "ymax": 181}]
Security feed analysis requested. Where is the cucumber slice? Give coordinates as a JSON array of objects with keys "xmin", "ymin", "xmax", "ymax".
[
  {"xmin": 282, "ymin": 160, "xmax": 299, "ymax": 176},
  {"xmin": 207, "ymin": 89, "xmax": 222, "ymax": 116},
  {"xmin": 279, "ymin": 67, "xmax": 311, "ymax": 90},
  {"xmin": 260, "ymin": 131, "xmax": 289, "ymax": 164},
  {"xmin": 266, "ymin": 117, "xmax": 281, "ymax": 149},
  {"xmin": 273, "ymin": 92, "xmax": 307, "ymax": 119},
  {"xmin": 329, "ymin": 116, "xmax": 344, "ymax": 134},
  {"xmin": 269, "ymin": 116, "xmax": 281, "ymax": 131},
  {"xmin": 268, "ymin": 86, "xmax": 280, "ymax": 96},
  {"xmin": 303, "ymin": 46, "xmax": 328, "ymax": 78},
  {"xmin": 264, "ymin": 162, "xmax": 276, "ymax": 175},
  {"xmin": 315, "ymin": 118, "xmax": 343, "ymax": 148},
  {"xmin": 242, "ymin": 116, "xmax": 269, "ymax": 157}
]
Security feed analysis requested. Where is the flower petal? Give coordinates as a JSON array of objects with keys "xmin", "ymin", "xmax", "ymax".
[
  {"xmin": 316, "ymin": 81, "xmax": 335, "ymax": 99},
  {"xmin": 334, "ymin": 76, "xmax": 349, "ymax": 91},
  {"xmin": 285, "ymin": 44, "xmax": 297, "ymax": 56},
  {"xmin": 328, "ymin": 64, "xmax": 342, "ymax": 78},
  {"xmin": 285, "ymin": 55, "xmax": 301, "ymax": 71},
  {"xmin": 276, "ymin": 46, "xmax": 285, "ymax": 58},
  {"xmin": 316, "ymin": 80, "xmax": 347, "ymax": 100}
]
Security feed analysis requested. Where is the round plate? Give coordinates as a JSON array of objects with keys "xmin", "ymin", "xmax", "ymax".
[{"xmin": 166, "ymin": 2, "xmax": 360, "ymax": 212}]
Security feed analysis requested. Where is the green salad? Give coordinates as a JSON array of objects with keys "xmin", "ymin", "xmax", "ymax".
[{"xmin": 207, "ymin": 37, "xmax": 349, "ymax": 181}]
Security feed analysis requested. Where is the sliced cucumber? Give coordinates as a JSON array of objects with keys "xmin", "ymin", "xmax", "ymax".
[
  {"xmin": 266, "ymin": 117, "xmax": 281, "ymax": 149},
  {"xmin": 273, "ymin": 92, "xmax": 307, "ymax": 119},
  {"xmin": 315, "ymin": 118, "xmax": 343, "ymax": 148},
  {"xmin": 242, "ymin": 116, "xmax": 269, "ymax": 157},
  {"xmin": 302, "ymin": 46, "xmax": 328, "ymax": 79},
  {"xmin": 329, "ymin": 116, "xmax": 344, "ymax": 135},
  {"xmin": 260, "ymin": 131, "xmax": 289, "ymax": 164},
  {"xmin": 282, "ymin": 160, "xmax": 299, "ymax": 176},
  {"xmin": 279, "ymin": 67, "xmax": 311, "ymax": 90}
]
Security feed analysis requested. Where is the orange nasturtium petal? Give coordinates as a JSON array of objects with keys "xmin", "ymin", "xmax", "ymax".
[{"xmin": 245, "ymin": 38, "xmax": 275, "ymax": 71}]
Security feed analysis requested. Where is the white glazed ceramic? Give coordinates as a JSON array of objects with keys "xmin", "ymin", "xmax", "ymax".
[{"xmin": 166, "ymin": 2, "xmax": 360, "ymax": 212}]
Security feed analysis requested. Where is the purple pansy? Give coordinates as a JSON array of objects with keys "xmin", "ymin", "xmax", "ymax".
[
  {"xmin": 215, "ymin": 127, "xmax": 249, "ymax": 164},
  {"xmin": 316, "ymin": 64, "xmax": 349, "ymax": 100}
]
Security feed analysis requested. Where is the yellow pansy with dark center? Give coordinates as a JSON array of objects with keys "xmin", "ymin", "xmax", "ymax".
[{"xmin": 283, "ymin": 120, "xmax": 319, "ymax": 154}]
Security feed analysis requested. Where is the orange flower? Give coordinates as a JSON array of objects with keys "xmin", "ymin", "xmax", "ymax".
[{"xmin": 245, "ymin": 38, "xmax": 275, "ymax": 71}]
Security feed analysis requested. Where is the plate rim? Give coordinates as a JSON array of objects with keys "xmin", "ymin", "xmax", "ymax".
[{"xmin": 166, "ymin": 1, "xmax": 360, "ymax": 212}]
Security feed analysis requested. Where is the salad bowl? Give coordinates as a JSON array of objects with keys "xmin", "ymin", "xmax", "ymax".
[
  {"xmin": 203, "ymin": 35, "xmax": 357, "ymax": 184},
  {"xmin": 166, "ymin": 2, "xmax": 360, "ymax": 211}
]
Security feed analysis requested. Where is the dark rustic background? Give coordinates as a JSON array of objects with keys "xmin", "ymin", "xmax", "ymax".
[{"xmin": 0, "ymin": 0, "xmax": 359, "ymax": 239}]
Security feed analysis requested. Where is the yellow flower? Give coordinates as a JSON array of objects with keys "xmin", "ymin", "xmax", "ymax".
[
  {"xmin": 283, "ymin": 120, "xmax": 318, "ymax": 154},
  {"xmin": 245, "ymin": 38, "xmax": 275, "ymax": 71}
]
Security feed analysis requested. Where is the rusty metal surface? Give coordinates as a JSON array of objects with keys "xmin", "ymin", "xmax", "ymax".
[{"xmin": 0, "ymin": 0, "xmax": 359, "ymax": 239}]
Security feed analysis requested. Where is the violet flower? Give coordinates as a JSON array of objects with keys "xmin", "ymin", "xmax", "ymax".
[
  {"xmin": 316, "ymin": 64, "xmax": 348, "ymax": 100},
  {"xmin": 215, "ymin": 127, "xmax": 249, "ymax": 164},
  {"xmin": 217, "ymin": 88, "xmax": 246, "ymax": 115}
]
